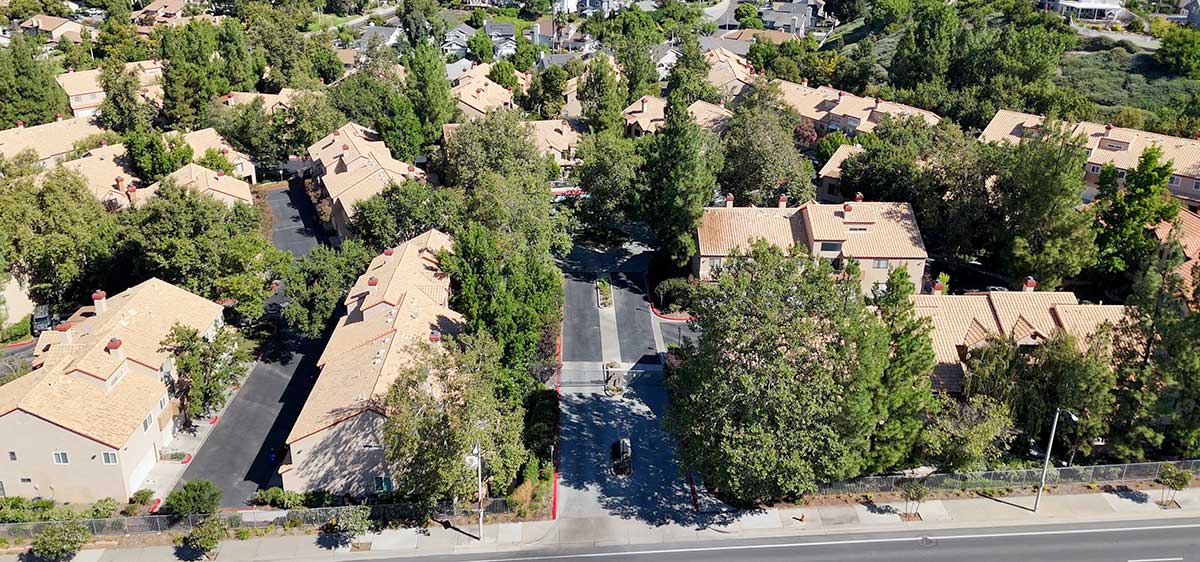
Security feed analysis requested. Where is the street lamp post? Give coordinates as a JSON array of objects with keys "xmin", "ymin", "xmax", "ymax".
[
  {"xmin": 1034, "ymin": 407, "xmax": 1078, "ymax": 512},
  {"xmin": 475, "ymin": 441, "xmax": 483, "ymax": 541}
]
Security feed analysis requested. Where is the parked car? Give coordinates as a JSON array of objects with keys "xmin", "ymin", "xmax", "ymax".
[
  {"xmin": 31, "ymin": 304, "xmax": 53, "ymax": 336},
  {"xmin": 611, "ymin": 438, "xmax": 632, "ymax": 476}
]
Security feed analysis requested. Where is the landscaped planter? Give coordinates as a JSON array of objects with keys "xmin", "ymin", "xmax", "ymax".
[{"xmin": 595, "ymin": 275, "xmax": 613, "ymax": 308}]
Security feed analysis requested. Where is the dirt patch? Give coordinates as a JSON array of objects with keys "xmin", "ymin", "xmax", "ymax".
[
  {"xmin": 762, "ymin": 479, "xmax": 1200, "ymax": 509},
  {"xmin": 899, "ymin": 512, "xmax": 922, "ymax": 522},
  {"xmin": 351, "ymin": 541, "xmax": 371, "ymax": 551},
  {"xmin": 1156, "ymin": 500, "xmax": 1181, "ymax": 510}
]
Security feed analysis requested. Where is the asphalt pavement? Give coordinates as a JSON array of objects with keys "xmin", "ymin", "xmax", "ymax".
[
  {"xmin": 375, "ymin": 518, "xmax": 1200, "ymax": 562},
  {"xmin": 177, "ymin": 182, "xmax": 326, "ymax": 507}
]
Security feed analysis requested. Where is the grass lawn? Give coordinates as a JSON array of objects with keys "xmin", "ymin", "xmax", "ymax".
[
  {"xmin": 306, "ymin": 13, "xmax": 356, "ymax": 32},
  {"xmin": 1057, "ymin": 47, "xmax": 1200, "ymax": 113}
]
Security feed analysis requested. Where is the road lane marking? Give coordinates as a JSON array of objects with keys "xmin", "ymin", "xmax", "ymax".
[
  {"xmin": 1128, "ymin": 558, "xmax": 1184, "ymax": 562},
  {"xmin": 452, "ymin": 522, "xmax": 1200, "ymax": 562}
]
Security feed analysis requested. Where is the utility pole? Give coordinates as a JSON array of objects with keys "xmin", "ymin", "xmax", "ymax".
[
  {"xmin": 474, "ymin": 441, "xmax": 483, "ymax": 541},
  {"xmin": 1034, "ymin": 407, "xmax": 1078, "ymax": 512}
]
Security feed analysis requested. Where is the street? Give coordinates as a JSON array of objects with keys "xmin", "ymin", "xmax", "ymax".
[
  {"xmin": 364, "ymin": 518, "xmax": 1200, "ymax": 562},
  {"xmin": 176, "ymin": 182, "xmax": 327, "ymax": 507}
]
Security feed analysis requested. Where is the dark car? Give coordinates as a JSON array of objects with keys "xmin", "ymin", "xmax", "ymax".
[
  {"xmin": 31, "ymin": 304, "xmax": 52, "ymax": 336},
  {"xmin": 611, "ymin": 438, "xmax": 632, "ymax": 476}
]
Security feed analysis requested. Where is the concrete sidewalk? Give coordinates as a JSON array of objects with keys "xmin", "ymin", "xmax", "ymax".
[{"xmin": 7, "ymin": 486, "xmax": 1199, "ymax": 562}]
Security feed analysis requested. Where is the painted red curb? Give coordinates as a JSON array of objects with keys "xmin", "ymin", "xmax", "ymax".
[
  {"xmin": 551, "ymin": 470, "xmax": 559, "ymax": 520},
  {"xmin": 4, "ymin": 338, "xmax": 33, "ymax": 348},
  {"xmin": 148, "ymin": 498, "xmax": 162, "ymax": 514},
  {"xmin": 180, "ymin": 453, "xmax": 192, "ymax": 464},
  {"xmin": 687, "ymin": 473, "xmax": 700, "ymax": 512},
  {"xmin": 208, "ymin": 415, "xmax": 219, "ymax": 425},
  {"xmin": 261, "ymin": 182, "xmax": 289, "ymax": 191},
  {"xmin": 643, "ymin": 273, "xmax": 696, "ymax": 322}
]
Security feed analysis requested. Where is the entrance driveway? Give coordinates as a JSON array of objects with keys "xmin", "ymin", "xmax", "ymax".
[{"xmin": 177, "ymin": 181, "xmax": 326, "ymax": 507}]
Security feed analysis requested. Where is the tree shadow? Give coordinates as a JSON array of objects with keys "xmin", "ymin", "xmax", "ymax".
[
  {"xmin": 1104, "ymin": 485, "xmax": 1151, "ymax": 504},
  {"xmin": 315, "ymin": 531, "xmax": 351, "ymax": 550},
  {"xmin": 861, "ymin": 501, "xmax": 899, "ymax": 515},
  {"xmin": 171, "ymin": 544, "xmax": 206, "ymax": 561}
]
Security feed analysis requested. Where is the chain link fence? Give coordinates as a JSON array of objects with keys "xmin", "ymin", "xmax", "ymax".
[
  {"xmin": 818, "ymin": 460, "xmax": 1200, "ymax": 495},
  {"xmin": 0, "ymin": 499, "xmax": 512, "ymax": 540}
]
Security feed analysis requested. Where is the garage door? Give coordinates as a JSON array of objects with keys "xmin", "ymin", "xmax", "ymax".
[{"xmin": 127, "ymin": 448, "xmax": 156, "ymax": 493}]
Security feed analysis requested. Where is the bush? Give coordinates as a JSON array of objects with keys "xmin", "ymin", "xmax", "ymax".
[
  {"xmin": 88, "ymin": 497, "xmax": 119, "ymax": 519},
  {"xmin": 31, "ymin": 521, "xmax": 91, "ymax": 561},
  {"xmin": 1, "ymin": 315, "xmax": 31, "ymax": 343},
  {"xmin": 181, "ymin": 517, "xmax": 227, "ymax": 554},
  {"xmin": 254, "ymin": 487, "xmax": 305, "ymax": 509},
  {"xmin": 322, "ymin": 506, "xmax": 371, "ymax": 538},
  {"xmin": 303, "ymin": 489, "xmax": 335, "ymax": 508},
  {"xmin": 654, "ymin": 277, "xmax": 694, "ymax": 313},
  {"xmin": 165, "ymin": 480, "xmax": 222, "ymax": 517},
  {"xmin": 131, "ymin": 489, "xmax": 155, "ymax": 506},
  {"xmin": 235, "ymin": 528, "xmax": 252, "ymax": 540}
]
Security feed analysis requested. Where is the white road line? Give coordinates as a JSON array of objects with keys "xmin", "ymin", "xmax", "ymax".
[{"xmin": 452, "ymin": 523, "xmax": 1200, "ymax": 562}]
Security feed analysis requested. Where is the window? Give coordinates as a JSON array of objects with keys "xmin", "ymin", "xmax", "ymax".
[
  {"xmin": 102, "ymin": 452, "xmax": 118, "ymax": 465},
  {"xmin": 52, "ymin": 451, "xmax": 69, "ymax": 465},
  {"xmin": 872, "ymin": 258, "xmax": 890, "ymax": 269},
  {"xmin": 849, "ymin": 226, "xmax": 867, "ymax": 232},
  {"xmin": 20, "ymin": 478, "xmax": 31, "ymax": 483},
  {"xmin": 1088, "ymin": 164, "xmax": 1101, "ymax": 174},
  {"xmin": 142, "ymin": 415, "xmax": 152, "ymax": 432},
  {"xmin": 1169, "ymin": 175, "xmax": 1180, "ymax": 186},
  {"xmin": 819, "ymin": 242, "xmax": 842, "ymax": 253},
  {"xmin": 158, "ymin": 396, "xmax": 167, "ymax": 411},
  {"xmin": 1194, "ymin": 180, "xmax": 1200, "ymax": 191},
  {"xmin": 374, "ymin": 476, "xmax": 393, "ymax": 493},
  {"xmin": 1117, "ymin": 170, "xmax": 1126, "ymax": 179},
  {"xmin": 7, "ymin": 452, "xmax": 14, "ymax": 461}
]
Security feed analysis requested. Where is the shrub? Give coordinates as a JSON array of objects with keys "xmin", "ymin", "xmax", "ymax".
[
  {"xmin": 235, "ymin": 528, "xmax": 252, "ymax": 540},
  {"xmin": 165, "ymin": 480, "xmax": 222, "ymax": 517},
  {"xmin": 303, "ymin": 490, "xmax": 335, "ymax": 508},
  {"xmin": 284, "ymin": 515, "xmax": 302, "ymax": 529},
  {"xmin": 254, "ymin": 487, "xmax": 305, "ymax": 509},
  {"xmin": 322, "ymin": 506, "xmax": 371, "ymax": 538},
  {"xmin": 120, "ymin": 504, "xmax": 141, "ymax": 517},
  {"xmin": 131, "ymin": 489, "xmax": 155, "ymax": 506},
  {"xmin": 31, "ymin": 521, "xmax": 91, "ymax": 561},
  {"xmin": 88, "ymin": 497, "xmax": 119, "ymax": 519},
  {"xmin": 181, "ymin": 517, "xmax": 227, "ymax": 554},
  {"xmin": 1, "ymin": 315, "xmax": 31, "ymax": 343},
  {"xmin": 654, "ymin": 277, "xmax": 694, "ymax": 313}
]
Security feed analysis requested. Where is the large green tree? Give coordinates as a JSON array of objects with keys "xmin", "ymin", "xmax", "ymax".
[
  {"xmin": 351, "ymin": 182, "xmax": 463, "ymax": 253},
  {"xmin": 405, "ymin": 43, "xmax": 456, "ymax": 147},
  {"xmin": 574, "ymin": 131, "xmax": 644, "ymax": 236},
  {"xmin": 525, "ymin": 65, "xmax": 568, "ymax": 119},
  {"xmin": 640, "ymin": 105, "xmax": 720, "ymax": 265},
  {"xmin": 280, "ymin": 240, "xmax": 373, "ymax": 338},
  {"xmin": 0, "ymin": 34, "xmax": 67, "ymax": 127},
  {"xmin": 667, "ymin": 241, "xmax": 891, "ymax": 500},
  {"xmin": 161, "ymin": 322, "xmax": 250, "ymax": 428},
  {"xmin": 159, "ymin": 21, "xmax": 229, "ymax": 130},
  {"xmin": 890, "ymin": 0, "xmax": 958, "ymax": 88},
  {"xmin": 1094, "ymin": 148, "xmax": 1180, "ymax": 275},
  {"xmin": 125, "ymin": 128, "xmax": 194, "ymax": 182},
  {"xmin": 719, "ymin": 79, "xmax": 813, "ymax": 206},
  {"xmin": 1156, "ymin": 25, "xmax": 1200, "ymax": 79},
  {"xmin": 578, "ymin": 55, "xmax": 625, "ymax": 133},
  {"xmin": 98, "ymin": 64, "xmax": 154, "ymax": 133}
]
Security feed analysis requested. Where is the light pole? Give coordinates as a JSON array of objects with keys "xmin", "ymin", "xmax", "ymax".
[
  {"xmin": 1034, "ymin": 407, "xmax": 1078, "ymax": 512},
  {"xmin": 474, "ymin": 441, "xmax": 483, "ymax": 541}
]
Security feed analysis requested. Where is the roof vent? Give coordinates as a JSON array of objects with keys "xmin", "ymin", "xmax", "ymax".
[
  {"xmin": 843, "ymin": 203, "xmax": 853, "ymax": 213},
  {"xmin": 383, "ymin": 248, "xmax": 394, "ymax": 256},
  {"xmin": 105, "ymin": 337, "xmax": 123, "ymax": 351},
  {"xmin": 367, "ymin": 276, "xmax": 379, "ymax": 287}
]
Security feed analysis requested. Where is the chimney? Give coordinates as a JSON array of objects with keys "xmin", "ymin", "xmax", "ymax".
[
  {"xmin": 100, "ymin": 140, "xmax": 109, "ymax": 146},
  {"xmin": 801, "ymin": 78, "xmax": 808, "ymax": 87},
  {"xmin": 333, "ymin": 129, "xmax": 341, "ymax": 136},
  {"xmin": 777, "ymin": 195, "xmax": 787, "ymax": 208},
  {"xmin": 217, "ymin": 170, "xmax": 225, "ymax": 177},
  {"xmin": 115, "ymin": 176, "xmax": 124, "ymax": 190},
  {"xmin": 55, "ymin": 322, "xmax": 72, "ymax": 344},
  {"xmin": 429, "ymin": 329, "xmax": 442, "ymax": 343},
  {"xmin": 55, "ymin": 113, "xmax": 62, "ymax": 121},
  {"xmin": 105, "ymin": 337, "xmax": 125, "ymax": 361},
  {"xmin": 931, "ymin": 280, "xmax": 944, "ymax": 296},
  {"xmin": 341, "ymin": 144, "xmax": 349, "ymax": 152},
  {"xmin": 1104, "ymin": 123, "xmax": 1113, "ymax": 136},
  {"xmin": 15, "ymin": 121, "xmax": 23, "ymax": 128},
  {"xmin": 843, "ymin": 202, "xmax": 853, "ymax": 214},
  {"xmin": 92, "ymin": 290, "xmax": 107, "ymax": 315},
  {"xmin": 367, "ymin": 276, "xmax": 379, "ymax": 287},
  {"xmin": 854, "ymin": 192, "xmax": 864, "ymax": 202},
  {"xmin": 640, "ymin": 97, "xmax": 647, "ymax": 113},
  {"xmin": 383, "ymin": 248, "xmax": 394, "ymax": 256},
  {"xmin": 220, "ymin": 147, "xmax": 229, "ymax": 154},
  {"xmin": 407, "ymin": 165, "xmax": 416, "ymax": 172},
  {"xmin": 1023, "ymin": 276, "xmax": 1037, "ymax": 292},
  {"xmin": 724, "ymin": 194, "xmax": 734, "ymax": 208}
]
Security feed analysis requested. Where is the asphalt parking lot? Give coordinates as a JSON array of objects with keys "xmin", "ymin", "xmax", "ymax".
[{"xmin": 178, "ymin": 182, "xmax": 326, "ymax": 507}]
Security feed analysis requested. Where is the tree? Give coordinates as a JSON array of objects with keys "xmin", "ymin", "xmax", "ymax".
[
  {"xmin": 575, "ymin": 131, "xmax": 643, "ymax": 236},
  {"xmin": 525, "ymin": 65, "xmax": 568, "ymax": 119},
  {"xmin": 383, "ymin": 333, "xmax": 527, "ymax": 507},
  {"xmin": 217, "ymin": 19, "xmax": 261, "ymax": 92},
  {"xmin": 1156, "ymin": 25, "xmax": 1200, "ymax": 79},
  {"xmin": 890, "ymin": 0, "xmax": 957, "ymax": 88},
  {"xmin": 321, "ymin": 505, "xmax": 371, "ymax": 540},
  {"xmin": 98, "ymin": 64, "xmax": 153, "ymax": 133},
  {"xmin": 665, "ymin": 34, "xmax": 717, "ymax": 110},
  {"xmin": 640, "ymin": 108, "xmax": 719, "ymax": 265},
  {"xmin": 488, "ymin": 60, "xmax": 519, "ymax": 91},
  {"xmin": 0, "ymin": 34, "xmax": 68, "ymax": 127},
  {"xmin": 31, "ymin": 521, "xmax": 91, "ymax": 561},
  {"xmin": 280, "ymin": 241, "xmax": 373, "ymax": 338},
  {"xmin": 270, "ymin": 92, "xmax": 346, "ymax": 160},
  {"xmin": 443, "ymin": 110, "xmax": 547, "ymax": 188},
  {"xmin": 161, "ymin": 323, "xmax": 250, "ymax": 427},
  {"xmin": 990, "ymin": 123, "xmax": 1097, "ymax": 289},
  {"xmin": 196, "ymin": 148, "xmax": 235, "ymax": 175},
  {"xmin": 405, "ymin": 43, "xmax": 456, "ymax": 147},
  {"xmin": 1094, "ymin": 149, "xmax": 1180, "ymax": 275},
  {"xmin": 159, "ymin": 22, "xmax": 229, "ymax": 130},
  {"xmin": 351, "ymin": 182, "xmax": 463, "ymax": 253},
  {"xmin": 920, "ymin": 394, "xmax": 1015, "ymax": 472},
  {"xmin": 579, "ymin": 55, "xmax": 625, "ymax": 133},
  {"xmin": 468, "ymin": 28, "xmax": 495, "ymax": 63},
  {"xmin": 734, "ymin": 3, "xmax": 764, "ymax": 28},
  {"xmin": 511, "ymin": 35, "xmax": 539, "ymax": 72},
  {"xmin": 392, "ymin": 0, "xmax": 446, "ymax": 48},
  {"xmin": 665, "ymin": 241, "xmax": 890, "ymax": 501},
  {"xmin": 181, "ymin": 517, "xmax": 227, "ymax": 555},
  {"xmin": 376, "ymin": 92, "xmax": 424, "ymax": 162},
  {"xmin": 164, "ymin": 480, "xmax": 222, "ymax": 517},
  {"xmin": 900, "ymin": 480, "xmax": 928, "ymax": 517},
  {"xmin": 719, "ymin": 79, "xmax": 814, "ymax": 206},
  {"xmin": 616, "ymin": 39, "xmax": 659, "ymax": 104},
  {"xmin": 1157, "ymin": 464, "xmax": 1191, "ymax": 505},
  {"xmin": 863, "ymin": 267, "xmax": 936, "ymax": 473},
  {"xmin": 824, "ymin": 0, "xmax": 863, "ymax": 23},
  {"xmin": 126, "ymin": 127, "xmax": 194, "ymax": 182},
  {"xmin": 213, "ymin": 97, "xmax": 277, "ymax": 163}
]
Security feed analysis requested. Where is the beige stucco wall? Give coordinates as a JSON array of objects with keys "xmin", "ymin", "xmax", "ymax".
[
  {"xmin": 282, "ymin": 411, "xmax": 388, "ymax": 495},
  {"xmin": 2, "ymin": 275, "xmax": 35, "ymax": 328}
]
